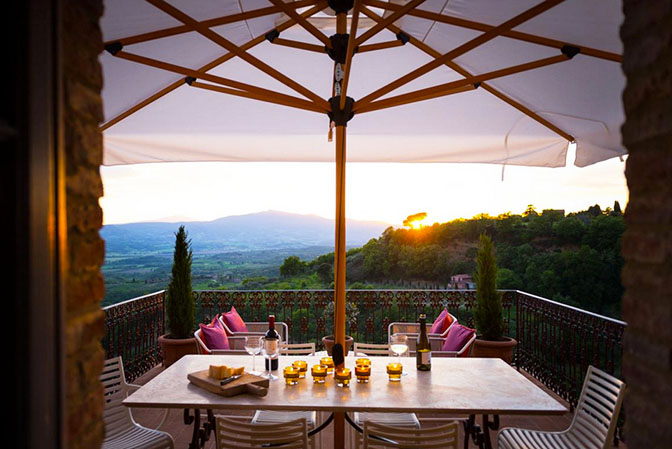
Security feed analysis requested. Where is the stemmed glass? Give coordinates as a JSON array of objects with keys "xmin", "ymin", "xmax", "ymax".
[
  {"xmin": 244, "ymin": 336, "xmax": 262, "ymax": 376},
  {"xmin": 390, "ymin": 333, "xmax": 409, "ymax": 376},
  {"xmin": 261, "ymin": 336, "xmax": 279, "ymax": 381}
]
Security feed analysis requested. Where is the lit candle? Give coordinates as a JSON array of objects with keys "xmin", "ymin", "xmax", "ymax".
[
  {"xmin": 355, "ymin": 358, "xmax": 371, "ymax": 367},
  {"xmin": 334, "ymin": 368, "xmax": 352, "ymax": 388},
  {"xmin": 387, "ymin": 363, "xmax": 403, "ymax": 382},
  {"xmin": 320, "ymin": 357, "xmax": 335, "ymax": 374},
  {"xmin": 283, "ymin": 366, "xmax": 299, "ymax": 385},
  {"xmin": 311, "ymin": 364, "xmax": 327, "ymax": 384},
  {"xmin": 355, "ymin": 364, "xmax": 371, "ymax": 383},
  {"xmin": 292, "ymin": 360, "xmax": 308, "ymax": 378}
]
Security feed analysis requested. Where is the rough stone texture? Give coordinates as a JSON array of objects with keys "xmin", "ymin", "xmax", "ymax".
[
  {"xmin": 621, "ymin": 1, "xmax": 672, "ymax": 447},
  {"xmin": 62, "ymin": 0, "xmax": 106, "ymax": 448}
]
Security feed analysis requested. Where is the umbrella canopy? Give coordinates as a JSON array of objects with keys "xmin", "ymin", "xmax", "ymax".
[
  {"xmin": 101, "ymin": 0, "xmax": 624, "ymax": 168},
  {"xmin": 100, "ymin": 0, "xmax": 625, "ymax": 392}
]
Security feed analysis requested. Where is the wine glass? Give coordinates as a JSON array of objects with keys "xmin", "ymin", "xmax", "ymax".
[
  {"xmin": 244, "ymin": 336, "xmax": 262, "ymax": 376},
  {"xmin": 261, "ymin": 336, "xmax": 279, "ymax": 381},
  {"xmin": 390, "ymin": 333, "xmax": 409, "ymax": 376}
]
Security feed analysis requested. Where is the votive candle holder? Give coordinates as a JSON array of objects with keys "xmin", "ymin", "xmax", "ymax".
[
  {"xmin": 292, "ymin": 360, "xmax": 308, "ymax": 378},
  {"xmin": 334, "ymin": 368, "xmax": 352, "ymax": 388},
  {"xmin": 386, "ymin": 363, "xmax": 403, "ymax": 382},
  {"xmin": 311, "ymin": 364, "xmax": 327, "ymax": 384},
  {"xmin": 320, "ymin": 357, "xmax": 335, "ymax": 374},
  {"xmin": 355, "ymin": 364, "xmax": 371, "ymax": 383},
  {"xmin": 283, "ymin": 366, "xmax": 299, "ymax": 385},
  {"xmin": 355, "ymin": 358, "xmax": 371, "ymax": 367}
]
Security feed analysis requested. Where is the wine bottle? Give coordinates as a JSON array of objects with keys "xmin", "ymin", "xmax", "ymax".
[
  {"xmin": 416, "ymin": 314, "xmax": 431, "ymax": 371},
  {"xmin": 264, "ymin": 314, "xmax": 280, "ymax": 371}
]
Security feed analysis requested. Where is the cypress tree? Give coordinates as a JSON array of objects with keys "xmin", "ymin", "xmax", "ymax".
[
  {"xmin": 166, "ymin": 226, "xmax": 194, "ymax": 339},
  {"xmin": 473, "ymin": 233, "xmax": 505, "ymax": 341}
]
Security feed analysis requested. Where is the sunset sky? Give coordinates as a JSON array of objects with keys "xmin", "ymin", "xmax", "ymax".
[{"xmin": 100, "ymin": 144, "xmax": 628, "ymax": 227}]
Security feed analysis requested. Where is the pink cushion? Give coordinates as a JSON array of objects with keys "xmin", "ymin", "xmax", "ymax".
[
  {"xmin": 222, "ymin": 306, "xmax": 248, "ymax": 333},
  {"xmin": 430, "ymin": 309, "xmax": 448, "ymax": 334},
  {"xmin": 442, "ymin": 324, "xmax": 476, "ymax": 352},
  {"xmin": 199, "ymin": 315, "xmax": 229, "ymax": 350}
]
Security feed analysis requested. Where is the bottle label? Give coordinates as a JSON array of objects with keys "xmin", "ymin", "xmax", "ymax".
[
  {"xmin": 265, "ymin": 339, "xmax": 278, "ymax": 354},
  {"xmin": 420, "ymin": 351, "xmax": 431, "ymax": 364}
]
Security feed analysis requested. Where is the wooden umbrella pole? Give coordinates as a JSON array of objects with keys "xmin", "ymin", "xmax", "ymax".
[
  {"xmin": 334, "ymin": 12, "xmax": 348, "ymax": 359},
  {"xmin": 333, "ymin": 12, "xmax": 348, "ymax": 449}
]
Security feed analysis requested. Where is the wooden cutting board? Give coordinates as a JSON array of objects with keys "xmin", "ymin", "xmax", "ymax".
[{"xmin": 188, "ymin": 370, "xmax": 269, "ymax": 397}]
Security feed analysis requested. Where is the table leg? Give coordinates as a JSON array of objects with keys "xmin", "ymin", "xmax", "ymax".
[
  {"xmin": 463, "ymin": 414, "xmax": 500, "ymax": 449},
  {"xmin": 184, "ymin": 408, "xmax": 216, "ymax": 449},
  {"xmin": 334, "ymin": 412, "xmax": 345, "ymax": 449}
]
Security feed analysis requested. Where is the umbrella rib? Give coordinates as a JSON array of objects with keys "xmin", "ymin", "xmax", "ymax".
[
  {"xmin": 357, "ymin": 40, "xmax": 405, "ymax": 53},
  {"xmin": 188, "ymin": 81, "xmax": 325, "ymax": 113},
  {"xmin": 363, "ymin": 0, "xmax": 621, "ymax": 63},
  {"xmin": 146, "ymin": 0, "xmax": 329, "ymax": 109},
  {"xmin": 356, "ymin": 0, "xmax": 566, "ymax": 108},
  {"xmin": 267, "ymin": 0, "xmax": 332, "ymax": 48},
  {"xmin": 101, "ymin": 2, "xmax": 328, "ymax": 130},
  {"xmin": 114, "ymin": 51, "xmax": 329, "ymax": 112},
  {"xmin": 353, "ymin": 0, "xmax": 427, "ymax": 48},
  {"xmin": 339, "ymin": 0, "xmax": 362, "ymax": 110},
  {"xmin": 270, "ymin": 37, "xmax": 326, "ymax": 53},
  {"xmin": 359, "ymin": 5, "xmax": 575, "ymax": 142},
  {"xmin": 355, "ymin": 54, "xmax": 572, "ymax": 113},
  {"xmin": 107, "ymin": 0, "xmax": 318, "ymax": 47}
]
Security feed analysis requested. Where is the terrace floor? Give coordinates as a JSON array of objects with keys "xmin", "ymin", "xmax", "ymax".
[{"xmin": 130, "ymin": 365, "xmax": 626, "ymax": 449}]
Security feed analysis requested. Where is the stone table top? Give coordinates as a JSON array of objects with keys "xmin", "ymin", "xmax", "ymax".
[{"xmin": 124, "ymin": 355, "xmax": 567, "ymax": 416}]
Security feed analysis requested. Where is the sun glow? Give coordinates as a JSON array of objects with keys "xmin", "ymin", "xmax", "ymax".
[{"xmin": 404, "ymin": 212, "xmax": 429, "ymax": 229}]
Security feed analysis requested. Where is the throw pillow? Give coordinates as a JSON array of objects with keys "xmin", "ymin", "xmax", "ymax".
[
  {"xmin": 442, "ymin": 323, "xmax": 476, "ymax": 353},
  {"xmin": 222, "ymin": 306, "xmax": 248, "ymax": 333}
]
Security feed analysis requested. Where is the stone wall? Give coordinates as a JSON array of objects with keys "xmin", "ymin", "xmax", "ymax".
[
  {"xmin": 621, "ymin": 1, "xmax": 672, "ymax": 447},
  {"xmin": 63, "ymin": 0, "xmax": 106, "ymax": 447}
]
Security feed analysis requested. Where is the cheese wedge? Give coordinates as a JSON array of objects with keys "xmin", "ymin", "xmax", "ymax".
[
  {"xmin": 232, "ymin": 366, "xmax": 244, "ymax": 376},
  {"xmin": 209, "ymin": 364, "xmax": 233, "ymax": 379}
]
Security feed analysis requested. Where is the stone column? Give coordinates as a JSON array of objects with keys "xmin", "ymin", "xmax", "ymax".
[{"xmin": 621, "ymin": 1, "xmax": 672, "ymax": 447}]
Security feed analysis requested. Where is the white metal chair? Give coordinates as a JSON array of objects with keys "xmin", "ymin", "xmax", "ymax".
[
  {"xmin": 388, "ymin": 313, "xmax": 457, "ymax": 354},
  {"xmin": 218, "ymin": 317, "xmax": 290, "ymax": 343},
  {"xmin": 100, "ymin": 357, "xmax": 174, "ymax": 449},
  {"xmin": 498, "ymin": 366, "xmax": 626, "ymax": 449},
  {"xmin": 353, "ymin": 342, "xmax": 393, "ymax": 356},
  {"xmin": 215, "ymin": 416, "xmax": 309, "ymax": 449},
  {"xmin": 252, "ymin": 342, "xmax": 319, "ymax": 448},
  {"xmin": 280, "ymin": 342, "xmax": 316, "ymax": 355},
  {"xmin": 359, "ymin": 420, "xmax": 459, "ymax": 449},
  {"xmin": 349, "ymin": 342, "xmax": 420, "ymax": 448},
  {"xmin": 194, "ymin": 328, "xmax": 248, "ymax": 355},
  {"xmin": 428, "ymin": 333, "xmax": 476, "ymax": 358}
]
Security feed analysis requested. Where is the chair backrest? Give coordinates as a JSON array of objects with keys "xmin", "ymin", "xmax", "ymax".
[
  {"xmin": 280, "ymin": 342, "xmax": 315, "ymax": 355},
  {"xmin": 430, "ymin": 333, "xmax": 476, "ymax": 358},
  {"xmin": 354, "ymin": 342, "xmax": 391, "ymax": 356},
  {"xmin": 218, "ymin": 318, "xmax": 289, "ymax": 343},
  {"xmin": 567, "ymin": 366, "xmax": 627, "ymax": 449},
  {"xmin": 362, "ymin": 420, "xmax": 458, "ymax": 449},
  {"xmin": 194, "ymin": 329, "xmax": 248, "ymax": 355},
  {"xmin": 100, "ymin": 357, "xmax": 135, "ymax": 439},
  {"xmin": 215, "ymin": 416, "xmax": 308, "ymax": 449},
  {"xmin": 194, "ymin": 328, "xmax": 211, "ymax": 354}
]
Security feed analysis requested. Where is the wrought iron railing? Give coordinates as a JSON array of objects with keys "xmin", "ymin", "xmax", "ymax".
[
  {"xmin": 514, "ymin": 291, "xmax": 626, "ymax": 408},
  {"xmin": 103, "ymin": 289, "xmax": 625, "ymax": 410},
  {"xmin": 102, "ymin": 290, "xmax": 166, "ymax": 381}
]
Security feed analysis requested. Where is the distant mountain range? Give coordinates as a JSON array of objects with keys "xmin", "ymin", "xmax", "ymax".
[{"xmin": 101, "ymin": 211, "xmax": 390, "ymax": 255}]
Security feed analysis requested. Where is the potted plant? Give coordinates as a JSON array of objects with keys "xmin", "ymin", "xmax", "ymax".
[
  {"xmin": 321, "ymin": 299, "xmax": 358, "ymax": 356},
  {"xmin": 158, "ymin": 225, "xmax": 197, "ymax": 367},
  {"xmin": 470, "ymin": 233, "xmax": 518, "ymax": 363}
]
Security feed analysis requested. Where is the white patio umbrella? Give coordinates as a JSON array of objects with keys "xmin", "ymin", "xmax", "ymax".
[{"xmin": 100, "ymin": 0, "xmax": 624, "ymax": 382}]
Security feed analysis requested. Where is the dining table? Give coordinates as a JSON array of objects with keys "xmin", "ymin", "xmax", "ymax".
[{"xmin": 124, "ymin": 354, "xmax": 567, "ymax": 449}]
